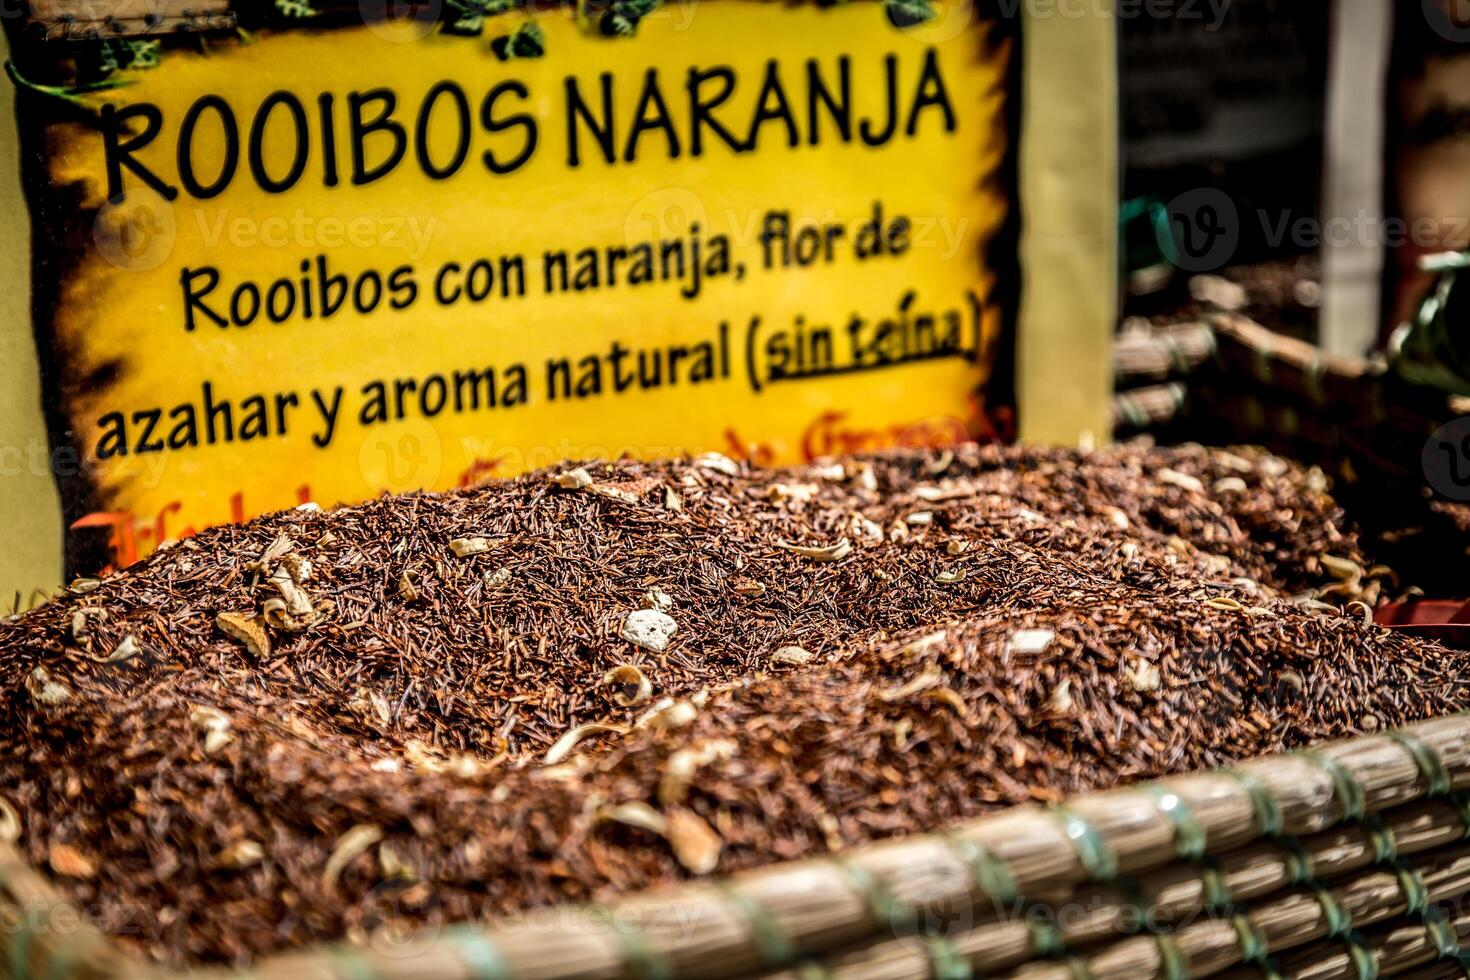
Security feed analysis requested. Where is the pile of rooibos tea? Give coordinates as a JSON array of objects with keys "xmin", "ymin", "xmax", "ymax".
[{"xmin": 2, "ymin": 444, "xmax": 1466, "ymax": 967}]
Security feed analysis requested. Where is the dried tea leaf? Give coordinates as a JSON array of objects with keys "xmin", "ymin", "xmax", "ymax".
[
  {"xmin": 935, "ymin": 569, "xmax": 967, "ymax": 585},
  {"xmin": 0, "ymin": 796, "xmax": 21, "ymax": 843},
  {"xmin": 190, "ymin": 707, "xmax": 232, "ymax": 733},
  {"xmin": 1125, "ymin": 659, "xmax": 1162, "ymax": 692},
  {"xmin": 1205, "ymin": 596, "xmax": 1244, "ymax": 612},
  {"xmin": 1006, "ymin": 629, "xmax": 1055, "ymax": 657},
  {"xmin": 203, "ymin": 728, "xmax": 234, "ymax": 756},
  {"xmin": 1320, "ymin": 555, "xmax": 1363, "ymax": 583},
  {"xmin": 665, "ymin": 807, "xmax": 722, "ymax": 874},
  {"xmin": 659, "ymin": 739, "xmax": 737, "ymax": 805},
  {"xmin": 1157, "ymin": 468, "xmax": 1204, "ymax": 493},
  {"xmin": 49, "ymin": 842, "xmax": 96, "ymax": 878},
  {"xmin": 946, "ymin": 540, "xmax": 972, "ymax": 556},
  {"xmin": 322, "ymin": 824, "xmax": 383, "ymax": 897},
  {"xmin": 217, "ymin": 611, "xmax": 270, "ymax": 659},
  {"xmin": 602, "ymin": 664, "xmax": 653, "ymax": 707},
  {"xmin": 901, "ymin": 631, "xmax": 948, "ymax": 659},
  {"xmin": 776, "ymin": 538, "xmax": 852, "ymax": 562},
  {"xmin": 635, "ymin": 698, "xmax": 699, "ymax": 731},
  {"xmin": 449, "ymin": 537, "xmax": 492, "ymax": 557},
  {"xmin": 919, "ymin": 687, "xmax": 969, "ymax": 718},
  {"xmin": 266, "ymin": 564, "xmax": 315, "ymax": 630},
  {"xmin": 543, "ymin": 722, "xmax": 629, "ymax": 765},
  {"xmin": 217, "ymin": 839, "xmax": 265, "ymax": 869},
  {"xmin": 397, "ymin": 571, "xmax": 421, "ymax": 601},
  {"xmin": 639, "ymin": 587, "xmax": 674, "ymax": 612},
  {"xmin": 768, "ymin": 482, "xmax": 819, "ymax": 504},
  {"xmin": 589, "ymin": 482, "xmax": 646, "ymax": 505},
  {"xmin": 552, "ymin": 467, "xmax": 594, "ymax": 489},
  {"xmin": 67, "ymin": 578, "xmax": 101, "ymax": 595},
  {"xmin": 730, "ymin": 577, "xmax": 765, "ymax": 598},
  {"xmin": 1045, "ymin": 678, "xmax": 1075, "ymax": 714},
  {"xmin": 621, "ymin": 609, "xmax": 677, "ymax": 653},
  {"xmin": 1213, "ymin": 477, "xmax": 1248, "ymax": 495},
  {"xmin": 771, "ymin": 646, "xmax": 815, "ymax": 666},
  {"xmin": 90, "ymin": 633, "xmax": 140, "ymax": 664},
  {"xmin": 378, "ymin": 843, "xmax": 415, "ymax": 880},
  {"xmin": 878, "ymin": 665, "xmax": 943, "ymax": 703},
  {"xmin": 663, "ymin": 486, "xmax": 683, "ymax": 511},
  {"xmin": 26, "ymin": 667, "xmax": 70, "ymax": 707},
  {"xmin": 694, "ymin": 452, "xmax": 740, "ymax": 477},
  {"xmin": 598, "ymin": 801, "xmax": 668, "ymax": 835},
  {"xmin": 70, "ymin": 607, "xmax": 106, "ymax": 642}
]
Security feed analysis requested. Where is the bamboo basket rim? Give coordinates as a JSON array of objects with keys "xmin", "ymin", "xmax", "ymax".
[{"xmin": 2, "ymin": 713, "xmax": 1464, "ymax": 980}]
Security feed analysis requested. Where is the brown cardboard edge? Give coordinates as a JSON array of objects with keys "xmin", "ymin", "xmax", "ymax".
[
  {"xmin": 1016, "ymin": 8, "xmax": 1117, "ymax": 447},
  {"xmin": 0, "ymin": 26, "xmax": 64, "ymax": 610}
]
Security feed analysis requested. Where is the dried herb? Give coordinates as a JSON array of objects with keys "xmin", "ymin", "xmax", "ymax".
[{"xmin": 0, "ymin": 444, "xmax": 1461, "ymax": 966}]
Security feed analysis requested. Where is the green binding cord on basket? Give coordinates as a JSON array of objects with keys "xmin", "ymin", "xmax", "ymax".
[
  {"xmin": 1421, "ymin": 907, "xmax": 1467, "ymax": 964},
  {"xmin": 1450, "ymin": 792, "xmax": 1470, "ymax": 838},
  {"xmin": 944, "ymin": 832, "xmax": 1020, "ymax": 908},
  {"xmin": 1221, "ymin": 768, "xmax": 1283, "ymax": 838},
  {"xmin": 1393, "ymin": 859, "xmax": 1429, "ymax": 918},
  {"xmin": 1339, "ymin": 931, "xmax": 1380, "ymax": 980},
  {"xmin": 443, "ymin": 926, "xmax": 511, "ymax": 980},
  {"xmin": 7, "ymin": 910, "xmax": 35, "ymax": 980},
  {"xmin": 1029, "ymin": 914, "xmax": 1067, "ymax": 958},
  {"xmin": 1198, "ymin": 859, "xmax": 1232, "ymax": 910},
  {"xmin": 926, "ymin": 935, "xmax": 973, "ymax": 980},
  {"xmin": 831, "ymin": 859, "xmax": 905, "ymax": 934},
  {"xmin": 329, "ymin": 947, "xmax": 380, "ymax": 980},
  {"xmin": 716, "ymin": 881, "xmax": 797, "ymax": 968},
  {"xmin": 1387, "ymin": 731, "xmax": 1452, "ymax": 798},
  {"xmin": 1232, "ymin": 913, "xmax": 1271, "ymax": 966},
  {"xmin": 1064, "ymin": 954, "xmax": 1097, "ymax": 980},
  {"xmin": 1278, "ymin": 836, "xmax": 1314, "ymax": 886},
  {"xmin": 587, "ymin": 903, "xmax": 675, "ymax": 980},
  {"xmin": 1051, "ymin": 806, "xmax": 1119, "ymax": 882},
  {"xmin": 1113, "ymin": 877, "xmax": 1158, "ymax": 934},
  {"xmin": 1299, "ymin": 751, "xmax": 1367, "ymax": 823},
  {"xmin": 1153, "ymin": 933, "xmax": 1188, "ymax": 980},
  {"xmin": 1145, "ymin": 786, "xmax": 1207, "ymax": 862},
  {"xmin": 1311, "ymin": 884, "xmax": 1354, "ymax": 940},
  {"xmin": 1361, "ymin": 814, "xmax": 1398, "ymax": 865}
]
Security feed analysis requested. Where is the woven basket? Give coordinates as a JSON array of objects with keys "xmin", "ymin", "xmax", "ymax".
[{"xmin": 9, "ymin": 714, "xmax": 1470, "ymax": 979}]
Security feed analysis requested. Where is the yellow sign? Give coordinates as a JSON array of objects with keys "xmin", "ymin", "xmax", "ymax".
[{"xmin": 20, "ymin": 2, "xmax": 1015, "ymax": 575}]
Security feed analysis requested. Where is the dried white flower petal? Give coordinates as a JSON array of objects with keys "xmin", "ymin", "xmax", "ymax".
[
  {"xmin": 217, "ymin": 612, "xmax": 270, "ymax": 658},
  {"xmin": 543, "ymin": 722, "xmax": 629, "ymax": 765},
  {"xmin": 771, "ymin": 646, "xmax": 815, "ymax": 666},
  {"xmin": 26, "ymin": 668, "xmax": 70, "ymax": 707},
  {"xmin": 621, "ymin": 609, "xmax": 678, "ymax": 653},
  {"xmin": 322, "ymin": 824, "xmax": 383, "ymax": 897},
  {"xmin": 1125, "ymin": 659, "xmax": 1162, "ymax": 692},
  {"xmin": 639, "ymin": 587, "xmax": 674, "ymax": 612},
  {"xmin": 666, "ymin": 807, "xmax": 722, "ymax": 874},
  {"xmin": 598, "ymin": 801, "xmax": 668, "ymax": 835},
  {"xmin": 553, "ymin": 467, "xmax": 594, "ymax": 489},
  {"xmin": 694, "ymin": 452, "xmax": 740, "ymax": 477},
  {"xmin": 449, "ymin": 537, "xmax": 492, "ymax": 557},
  {"xmin": 776, "ymin": 538, "xmax": 852, "ymax": 562},
  {"xmin": 217, "ymin": 839, "xmax": 265, "ymax": 869},
  {"xmin": 1158, "ymin": 468, "xmax": 1205, "ymax": 493},
  {"xmin": 602, "ymin": 664, "xmax": 653, "ymax": 707},
  {"xmin": 91, "ymin": 633, "xmax": 140, "ymax": 664},
  {"xmin": 1006, "ymin": 629, "xmax": 1055, "ymax": 657}
]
